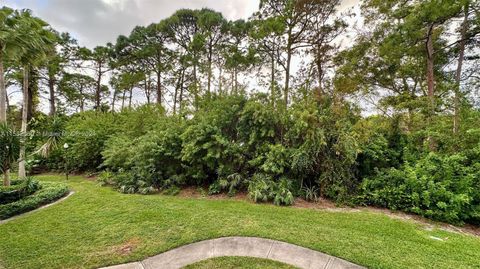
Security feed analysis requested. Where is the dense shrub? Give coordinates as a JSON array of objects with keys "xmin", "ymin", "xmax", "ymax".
[
  {"xmin": 0, "ymin": 182, "xmax": 69, "ymax": 220},
  {"xmin": 102, "ymin": 116, "xmax": 186, "ymax": 190},
  {"xmin": 65, "ymin": 105, "xmax": 165, "ymax": 172},
  {"xmin": 359, "ymin": 152, "xmax": 480, "ymax": 224},
  {"xmin": 97, "ymin": 95, "xmax": 360, "ymax": 205},
  {"xmin": 64, "ymin": 112, "xmax": 118, "ymax": 171},
  {"xmin": 247, "ymin": 174, "xmax": 294, "ymax": 206},
  {"xmin": 0, "ymin": 178, "xmax": 40, "ymax": 204}
]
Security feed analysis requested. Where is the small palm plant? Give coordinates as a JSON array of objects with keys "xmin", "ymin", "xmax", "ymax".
[
  {"xmin": 0, "ymin": 124, "xmax": 20, "ymax": 186},
  {"xmin": 34, "ymin": 117, "xmax": 64, "ymax": 158}
]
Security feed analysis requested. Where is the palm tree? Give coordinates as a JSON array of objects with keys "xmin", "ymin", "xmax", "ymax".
[
  {"xmin": 14, "ymin": 10, "xmax": 56, "ymax": 178},
  {"xmin": 0, "ymin": 7, "xmax": 16, "ymax": 123}
]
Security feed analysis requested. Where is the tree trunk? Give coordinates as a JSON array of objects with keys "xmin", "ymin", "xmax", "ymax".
[
  {"xmin": 316, "ymin": 45, "xmax": 325, "ymax": 96},
  {"xmin": 129, "ymin": 87, "xmax": 133, "ymax": 108},
  {"xmin": 193, "ymin": 62, "xmax": 198, "ymax": 109},
  {"xmin": 121, "ymin": 90, "xmax": 126, "ymax": 110},
  {"xmin": 80, "ymin": 86, "xmax": 85, "ymax": 112},
  {"xmin": 27, "ymin": 69, "xmax": 35, "ymax": 122},
  {"xmin": 231, "ymin": 71, "xmax": 235, "ymax": 95},
  {"xmin": 173, "ymin": 69, "xmax": 183, "ymax": 115},
  {"xmin": 454, "ymin": 5, "xmax": 469, "ymax": 134},
  {"xmin": 144, "ymin": 79, "xmax": 149, "ymax": 104},
  {"xmin": 0, "ymin": 55, "xmax": 6, "ymax": 123},
  {"xmin": 111, "ymin": 89, "xmax": 117, "ymax": 112},
  {"xmin": 234, "ymin": 66, "xmax": 238, "ymax": 95},
  {"xmin": 95, "ymin": 64, "xmax": 102, "ymax": 111},
  {"xmin": 48, "ymin": 73, "xmax": 56, "ymax": 116},
  {"xmin": 18, "ymin": 67, "xmax": 29, "ymax": 178},
  {"xmin": 156, "ymin": 71, "xmax": 162, "ymax": 105},
  {"xmin": 426, "ymin": 25, "xmax": 436, "ymax": 115},
  {"xmin": 270, "ymin": 53, "xmax": 276, "ymax": 106},
  {"xmin": 3, "ymin": 169, "xmax": 10, "ymax": 187},
  {"xmin": 284, "ymin": 47, "xmax": 292, "ymax": 106},
  {"xmin": 5, "ymin": 92, "xmax": 9, "ymax": 116},
  {"xmin": 179, "ymin": 69, "xmax": 185, "ymax": 113},
  {"xmin": 219, "ymin": 66, "xmax": 223, "ymax": 95},
  {"xmin": 207, "ymin": 48, "xmax": 212, "ymax": 95}
]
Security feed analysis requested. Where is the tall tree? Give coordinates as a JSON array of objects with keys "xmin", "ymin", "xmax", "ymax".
[
  {"xmin": 223, "ymin": 20, "xmax": 256, "ymax": 95},
  {"xmin": 303, "ymin": 0, "xmax": 346, "ymax": 95},
  {"xmin": 79, "ymin": 45, "xmax": 113, "ymax": 111},
  {"xmin": 258, "ymin": 0, "xmax": 320, "ymax": 105},
  {"xmin": 197, "ymin": 9, "xmax": 227, "ymax": 95},
  {"xmin": 452, "ymin": 0, "xmax": 480, "ymax": 133},
  {"xmin": 164, "ymin": 9, "xmax": 202, "ymax": 108},
  {"xmin": 0, "ymin": 7, "xmax": 16, "ymax": 123},
  {"xmin": 14, "ymin": 9, "xmax": 56, "ymax": 178},
  {"xmin": 43, "ymin": 32, "xmax": 78, "ymax": 116},
  {"xmin": 58, "ymin": 72, "xmax": 96, "ymax": 112},
  {"xmin": 250, "ymin": 15, "xmax": 284, "ymax": 105}
]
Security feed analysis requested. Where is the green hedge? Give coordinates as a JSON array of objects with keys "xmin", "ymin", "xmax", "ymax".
[
  {"xmin": 0, "ymin": 182, "xmax": 69, "ymax": 220},
  {"xmin": 0, "ymin": 178, "xmax": 41, "ymax": 205}
]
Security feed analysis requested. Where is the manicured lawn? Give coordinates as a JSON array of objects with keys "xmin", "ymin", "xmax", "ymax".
[
  {"xmin": 184, "ymin": 257, "xmax": 297, "ymax": 269},
  {"xmin": 0, "ymin": 174, "xmax": 479, "ymax": 269}
]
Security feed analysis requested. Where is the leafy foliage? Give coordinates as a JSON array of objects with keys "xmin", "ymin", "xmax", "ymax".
[
  {"xmin": 0, "ymin": 177, "xmax": 40, "ymax": 204},
  {"xmin": 0, "ymin": 124, "xmax": 20, "ymax": 174},
  {"xmin": 359, "ymin": 152, "xmax": 480, "ymax": 224},
  {"xmin": 0, "ymin": 181, "xmax": 68, "ymax": 220}
]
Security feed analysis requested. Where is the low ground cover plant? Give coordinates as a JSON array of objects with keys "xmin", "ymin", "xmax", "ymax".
[
  {"xmin": 0, "ymin": 178, "xmax": 40, "ymax": 204},
  {"xmin": 0, "ymin": 180, "xmax": 69, "ymax": 220}
]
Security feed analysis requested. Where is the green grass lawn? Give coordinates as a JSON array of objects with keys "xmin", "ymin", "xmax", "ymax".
[
  {"xmin": 183, "ymin": 257, "xmax": 298, "ymax": 269},
  {"xmin": 0, "ymin": 174, "xmax": 479, "ymax": 269}
]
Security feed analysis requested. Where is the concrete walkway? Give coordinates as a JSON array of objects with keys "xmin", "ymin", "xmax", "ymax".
[
  {"xmin": 0, "ymin": 191, "xmax": 74, "ymax": 225},
  {"xmin": 100, "ymin": 237, "xmax": 364, "ymax": 269}
]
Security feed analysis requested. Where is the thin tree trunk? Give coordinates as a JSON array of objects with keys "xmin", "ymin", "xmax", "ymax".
[
  {"xmin": 18, "ymin": 67, "xmax": 29, "ymax": 178},
  {"xmin": 0, "ymin": 55, "xmax": 6, "ymax": 123},
  {"xmin": 5, "ymin": 92, "xmax": 9, "ymax": 116},
  {"xmin": 426, "ymin": 24, "xmax": 435, "ymax": 115},
  {"xmin": 48, "ymin": 73, "xmax": 56, "ymax": 116},
  {"xmin": 156, "ymin": 71, "xmax": 162, "ymax": 105},
  {"xmin": 207, "ymin": 48, "xmax": 212, "ymax": 95},
  {"xmin": 144, "ymin": 78, "xmax": 150, "ymax": 104},
  {"xmin": 285, "ymin": 47, "xmax": 292, "ymax": 106},
  {"xmin": 79, "ymin": 86, "xmax": 85, "ymax": 112},
  {"xmin": 270, "ymin": 53, "xmax": 275, "ymax": 106},
  {"xmin": 454, "ymin": 5, "xmax": 469, "ymax": 134},
  {"xmin": 121, "ymin": 90, "xmax": 126, "ymax": 110},
  {"xmin": 173, "ymin": 69, "xmax": 183, "ymax": 115},
  {"xmin": 193, "ymin": 62, "xmax": 198, "ymax": 109},
  {"xmin": 231, "ymin": 71, "xmax": 235, "ymax": 95},
  {"xmin": 219, "ymin": 66, "xmax": 223, "ymax": 95},
  {"xmin": 316, "ymin": 45, "xmax": 325, "ymax": 96},
  {"xmin": 129, "ymin": 87, "xmax": 133, "ymax": 108},
  {"xmin": 95, "ymin": 64, "xmax": 102, "ymax": 111},
  {"xmin": 179, "ymin": 69, "xmax": 185, "ymax": 113},
  {"xmin": 111, "ymin": 89, "xmax": 117, "ymax": 112},
  {"xmin": 234, "ymin": 67, "xmax": 238, "ymax": 94}
]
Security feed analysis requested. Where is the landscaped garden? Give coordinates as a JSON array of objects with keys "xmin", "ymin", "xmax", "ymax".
[
  {"xmin": 1, "ymin": 0, "xmax": 480, "ymax": 268},
  {"xmin": 0, "ymin": 174, "xmax": 479, "ymax": 269}
]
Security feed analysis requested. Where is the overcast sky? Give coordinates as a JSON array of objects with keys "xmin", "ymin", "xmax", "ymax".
[{"xmin": 4, "ymin": 0, "xmax": 359, "ymax": 48}]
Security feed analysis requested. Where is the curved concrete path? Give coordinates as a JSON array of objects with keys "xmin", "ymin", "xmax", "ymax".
[{"xmin": 100, "ymin": 237, "xmax": 364, "ymax": 269}]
